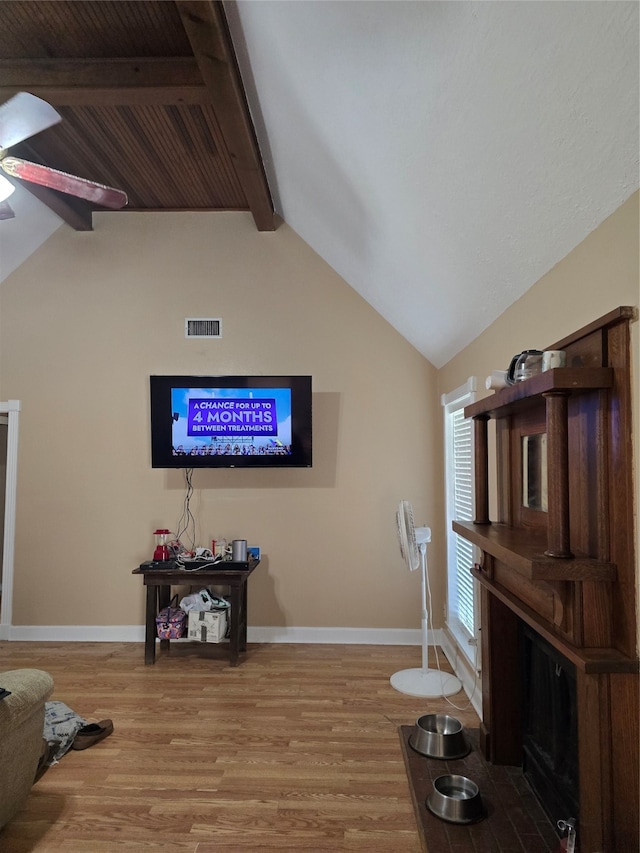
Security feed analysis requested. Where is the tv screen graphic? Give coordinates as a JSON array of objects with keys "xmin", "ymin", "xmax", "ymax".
[{"xmin": 150, "ymin": 375, "xmax": 312, "ymax": 468}]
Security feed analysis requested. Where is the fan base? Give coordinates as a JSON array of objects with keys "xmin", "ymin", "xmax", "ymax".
[{"xmin": 390, "ymin": 667, "xmax": 461, "ymax": 698}]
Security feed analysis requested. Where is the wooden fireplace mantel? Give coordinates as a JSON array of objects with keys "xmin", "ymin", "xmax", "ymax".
[
  {"xmin": 454, "ymin": 307, "xmax": 638, "ymax": 852},
  {"xmin": 453, "ymin": 520, "xmax": 617, "ymax": 583}
]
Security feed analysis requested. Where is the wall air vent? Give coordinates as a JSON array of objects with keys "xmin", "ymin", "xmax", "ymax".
[{"xmin": 185, "ymin": 318, "xmax": 222, "ymax": 339}]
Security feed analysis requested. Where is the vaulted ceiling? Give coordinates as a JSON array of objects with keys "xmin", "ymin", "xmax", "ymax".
[{"xmin": 1, "ymin": 1, "xmax": 638, "ymax": 366}]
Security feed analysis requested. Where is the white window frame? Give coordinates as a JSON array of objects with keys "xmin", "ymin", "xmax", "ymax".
[{"xmin": 441, "ymin": 378, "xmax": 479, "ymax": 662}]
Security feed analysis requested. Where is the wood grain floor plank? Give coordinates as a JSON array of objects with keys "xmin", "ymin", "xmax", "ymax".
[{"xmin": 0, "ymin": 641, "xmax": 479, "ymax": 851}]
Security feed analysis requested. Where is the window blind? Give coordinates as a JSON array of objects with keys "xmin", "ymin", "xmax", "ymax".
[
  {"xmin": 451, "ymin": 407, "xmax": 475, "ymax": 635},
  {"xmin": 442, "ymin": 378, "xmax": 477, "ymax": 654}
]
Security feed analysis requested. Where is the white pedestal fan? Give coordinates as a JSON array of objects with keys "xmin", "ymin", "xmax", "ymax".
[{"xmin": 391, "ymin": 500, "xmax": 461, "ymax": 698}]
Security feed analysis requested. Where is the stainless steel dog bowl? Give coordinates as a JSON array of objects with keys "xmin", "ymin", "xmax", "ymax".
[
  {"xmin": 409, "ymin": 713, "xmax": 470, "ymax": 759},
  {"xmin": 426, "ymin": 774, "xmax": 485, "ymax": 824}
]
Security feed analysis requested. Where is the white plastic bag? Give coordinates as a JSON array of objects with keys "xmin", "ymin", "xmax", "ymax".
[{"xmin": 179, "ymin": 588, "xmax": 230, "ymax": 612}]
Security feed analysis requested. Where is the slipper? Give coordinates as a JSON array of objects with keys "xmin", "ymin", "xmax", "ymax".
[
  {"xmin": 34, "ymin": 737, "xmax": 60, "ymax": 782},
  {"xmin": 71, "ymin": 719, "xmax": 114, "ymax": 750}
]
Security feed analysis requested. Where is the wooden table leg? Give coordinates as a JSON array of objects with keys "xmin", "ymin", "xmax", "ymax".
[
  {"xmin": 228, "ymin": 585, "xmax": 241, "ymax": 667},
  {"xmin": 158, "ymin": 585, "xmax": 171, "ymax": 653},
  {"xmin": 144, "ymin": 585, "xmax": 157, "ymax": 665},
  {"xmin": 240, "ymin": 581, "xmax": 248, "ymax": 652}
]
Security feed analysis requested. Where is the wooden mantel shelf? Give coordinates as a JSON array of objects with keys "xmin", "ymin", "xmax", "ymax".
[
  {"xmin": 470, "ymin": 564, "xmax": 638, "ymax": 675},
  {"xmin": 453, "ymin": 520, "xmax": 616, "ymax": 583},
  {"xmin": 464, "ymin": 366, "xmax": 613, "ymax": 420}
]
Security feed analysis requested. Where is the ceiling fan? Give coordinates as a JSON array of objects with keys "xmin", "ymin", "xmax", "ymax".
[{"xmin": 0, "ymin": 92, "xmax": 128, "ymax": 220}]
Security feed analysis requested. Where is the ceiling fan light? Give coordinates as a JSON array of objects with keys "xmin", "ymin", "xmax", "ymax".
[{"xmin": 0, "ymin": 174, "xmax": 15, "ymax": 203}]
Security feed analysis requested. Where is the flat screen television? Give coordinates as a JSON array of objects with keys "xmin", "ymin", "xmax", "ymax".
[{"xmin": 150, "ymin": 375, "xmax": 312, "ymax": 468}]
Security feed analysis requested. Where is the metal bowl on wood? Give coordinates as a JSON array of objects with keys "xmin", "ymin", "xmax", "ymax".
[
  {"xmin": 409, "ymin": 713, "xmax": 470, "ymax": 759},
  {"xmin": 426, "ymin": 774, "xmax": 485, "ymax": 824}
]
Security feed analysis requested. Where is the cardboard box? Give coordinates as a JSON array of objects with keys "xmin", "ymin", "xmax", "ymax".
[{"xmin": 187, "ymin": 609, "xmax": 228, "ymax": 643}]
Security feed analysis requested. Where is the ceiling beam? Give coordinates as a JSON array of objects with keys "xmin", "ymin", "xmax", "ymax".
[
  {"xmin": 13, "ymin": 179, "xmax": 94, "ymax": 231},
  {"xmin": 176, "ymin": 0, "xmax": 276, "ymax": 232},
  {"xmin": 0, "ymin": 201, "xmax": 15, "ymax": 220},
  {"xmin": 0, "ymin": 58, "xmax": 208, "ymax": 106}
]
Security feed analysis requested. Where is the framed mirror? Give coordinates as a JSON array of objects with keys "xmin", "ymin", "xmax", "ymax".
[{"xmin": 522, "ymin": 433, "xmax": 548, "ymax": 512}]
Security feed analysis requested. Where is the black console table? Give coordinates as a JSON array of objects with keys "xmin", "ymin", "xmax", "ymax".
[{"xmin": 132, "ymin": 560, "xmax": 259, "ymax": 667}]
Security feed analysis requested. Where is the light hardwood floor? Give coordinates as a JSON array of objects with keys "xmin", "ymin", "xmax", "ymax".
[{"xmin": 0, "ymin": 641, "xmax": 479, "ymax": 852}]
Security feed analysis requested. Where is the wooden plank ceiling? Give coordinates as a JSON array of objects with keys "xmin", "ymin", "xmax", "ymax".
[{"xmin": 0, "ymin": 0, "xmax": 276, "ymax": 231}]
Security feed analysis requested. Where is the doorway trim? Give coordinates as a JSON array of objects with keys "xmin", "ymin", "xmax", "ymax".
[{"xmin": 0, "ymin": 400, "xmax": 20, "ymax": 640}]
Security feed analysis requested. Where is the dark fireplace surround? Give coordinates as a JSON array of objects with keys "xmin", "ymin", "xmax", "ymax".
[
  {"xmin": 521, "ymin": 624, "xmax": 579, "ymax": 827},
  {"xmin": 454, "ymin": 308, "xmax": 639, "ymax": 852}
]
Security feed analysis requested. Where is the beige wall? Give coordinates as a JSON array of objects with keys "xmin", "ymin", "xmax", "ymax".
[
  {"xmin": 438, "ymin": 191, "xmax": 639, "ymax": 625},
  {"xmin": 2, "ymin": 194, "xmax": 637, "ymax": 634},
  {"xmin": 1, "ymin": 212, "xmax": 444, "ymax": 629},
  {"xmin": 438, "ymin": 192, "xmax": 639, "ymax": 398}
]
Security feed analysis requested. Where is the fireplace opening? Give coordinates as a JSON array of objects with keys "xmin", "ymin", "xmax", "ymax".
[{"xmin": 521, "ymin": 624, "xmax": 579, "ymax": 828}]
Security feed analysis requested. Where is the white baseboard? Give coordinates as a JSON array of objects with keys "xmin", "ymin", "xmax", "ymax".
[
  {"xmin": 5, "ymin": 624, "xmax": 436, "ymax": 645},
  {"xmin": 7, "ymin": 625, "xmax": 147, "ymax": 642},
  {"xmin": 248, "ymin": 626, "xmax": 427, "ymax": 644}
]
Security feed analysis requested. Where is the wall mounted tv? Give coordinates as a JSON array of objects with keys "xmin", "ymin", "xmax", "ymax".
[{"xmin": 150, "ymin": 375, "xmax": 312, "ymax": 468}]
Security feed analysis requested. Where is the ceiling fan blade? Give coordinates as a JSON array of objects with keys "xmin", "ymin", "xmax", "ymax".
[
  {"xmin": 0, "ymin": 200, "xmax": 15, "ymax": 220},
  {"xmin": 0, "ymin": 92, "xmax": 62, "ymax": 151},
  {"xmin": 1, "ymin": 156, "xmax": 128, "ymax": 209}
]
